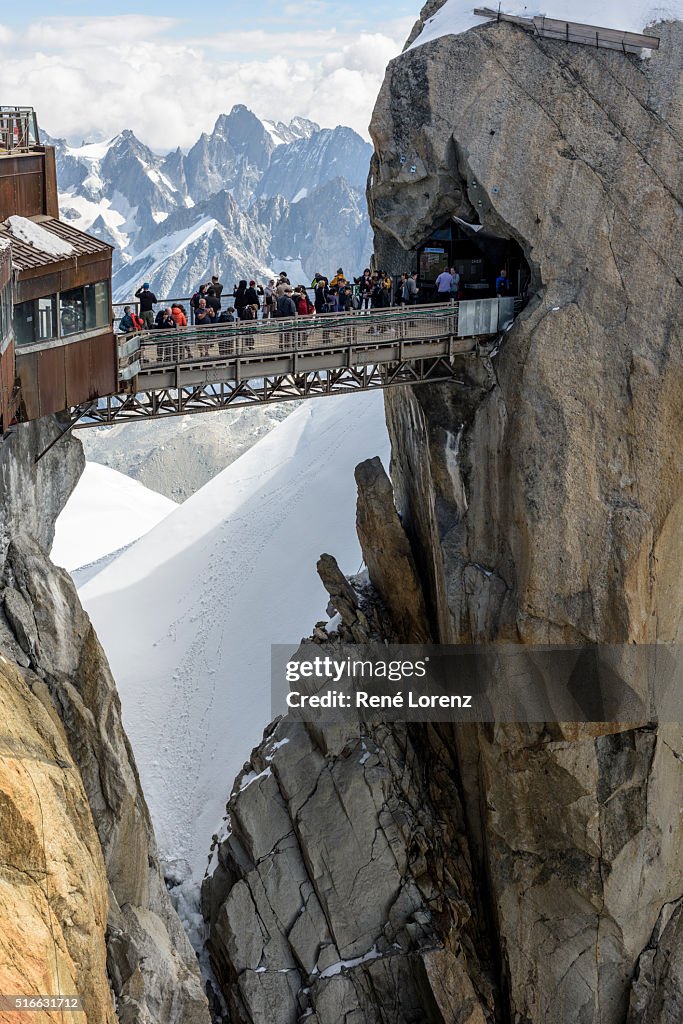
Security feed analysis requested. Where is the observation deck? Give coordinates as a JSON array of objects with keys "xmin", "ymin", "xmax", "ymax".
[{"xmin": 78, "ymin": 297, "xmax": 521, "ymax": 426}]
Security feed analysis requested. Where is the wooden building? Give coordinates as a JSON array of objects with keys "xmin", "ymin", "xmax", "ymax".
[{"xmin": 0, "ymin": 106, "xmax": 116, "ymax": 430}]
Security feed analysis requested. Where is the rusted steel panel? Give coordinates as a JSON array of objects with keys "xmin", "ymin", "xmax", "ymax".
[
  {"xmin": 89, "ymin": 332, "xmax": 118, "ymax": 398},
  {"xmin": 14, "ymin": 271, "xmax": 61, "ymax": 303},
  {"xmin": 64, "ymin": 337, "xmax": 92, "ymax": 407},
  {"xmin": 58, "ymin": 255, "xmax": 112, "ymax": 291},
  {"xmin": 0, "ymin": 154, "xmax": 46, "ymax": 219},
  {"xmin": 0, "ymin": 177, "xmax": 15, "ymax": 221},
  {"xmin": 14, "ymin": 351, "xmax": 39, "ymax": 421},
  {"xmin": 15, "ymin": 255, "xmax": 112, "ymax": 302},
  {"xmin": 0, "ymin": 339, "xmax": 17, "ymax": 431},
  {"xmin": 15, "ymin": 169, "xmax": 43, "ymax": 219},
  {"xmin": 65, "ymin": 333, "xmax": 117, "ymax": 407},
  {"xmin": 42, "ymin": 147, "xmax": 59, "ymax": 218},
  {"xmin": 36, "ymin": 345, "xmax": 67, "ymax": 417}
]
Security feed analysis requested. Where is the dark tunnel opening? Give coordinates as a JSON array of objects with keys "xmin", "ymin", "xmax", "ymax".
[{"xmin": 414, "ymin": 216, "xmax": 531, "ymax": 303}]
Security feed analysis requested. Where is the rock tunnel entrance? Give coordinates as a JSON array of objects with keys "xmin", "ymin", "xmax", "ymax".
[{"xmin": 415, "ymin": 216, "xmax": 531, "ymax": 302}]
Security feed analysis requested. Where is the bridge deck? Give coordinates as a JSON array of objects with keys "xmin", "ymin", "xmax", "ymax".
[{"xmin": 79, "ymin": 298, "xmax": 519, "ymax": 426}]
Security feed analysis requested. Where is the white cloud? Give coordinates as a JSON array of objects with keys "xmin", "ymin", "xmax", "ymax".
[{"xmin": 0, "ymin": 15, "xmax": 413, "ymax": 150}]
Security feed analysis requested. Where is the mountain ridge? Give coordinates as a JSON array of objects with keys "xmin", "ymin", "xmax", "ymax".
[{"xmin": 45, "ymin": 106, "xmax": 373, "ymax": 300}]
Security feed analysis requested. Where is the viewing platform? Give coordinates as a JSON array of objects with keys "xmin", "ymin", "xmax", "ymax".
[{"xmin": 79, "ymin": 297, "xmax": 522, "ymax": 426}]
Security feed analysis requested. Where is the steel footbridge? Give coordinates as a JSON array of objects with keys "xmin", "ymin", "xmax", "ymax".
[{"xmin": 75, "ymin": 297, "xmax": 521, "ymax": 427}]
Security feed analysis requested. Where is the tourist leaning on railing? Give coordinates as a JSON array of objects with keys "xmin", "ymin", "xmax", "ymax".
[{"xmin": 118, "ymin": 304, "xmax": 144, "ymax": 333}]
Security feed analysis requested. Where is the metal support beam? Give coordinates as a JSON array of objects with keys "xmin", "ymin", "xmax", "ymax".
[{"xmin": 75, "ymin": 357, "xmax": 473, "ymax": 427}]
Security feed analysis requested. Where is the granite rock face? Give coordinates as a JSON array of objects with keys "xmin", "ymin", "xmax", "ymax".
[
  {"xmin": 355, "ymin": 457, "xmax": 431, "ymax": 642},
  {"xmin": 372, "ymin": 15, "xmax": 683, "ymax": 648},
  {"xmin": 0, "ymin": 656, "xmax": 117, "ymax": 1023},
  {"xmin": 204, "ymin": 13, "xmax": 682, "ymax": 1024},
  {"xmin": 370, "ymin": 12, "xmax": 683, "ymax": 1024},
  {"xmin": 0, "ymin": 419, "xmax": 209, "ymax": 1024},
  {"xmin": 203, "ymin": 713, "xmax": 496, "ymax": 1024}
]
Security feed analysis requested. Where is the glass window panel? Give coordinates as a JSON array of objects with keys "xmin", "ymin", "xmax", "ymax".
[
  {"xmin": 59, "ymin": 287, "xmax": 85, "ymax": 337},
  {"xmin": 13, "ymin": 300, "xmax": 35, "ymax": 346},
  {"xmin": 84, "ymin": 281, "xmax": 110, "ymax": 330},
  {"xmin": 0, "ymin": 285, "xmax": 11, "ymax": 343},
  {"xmin": 36, "ymin": 295, "xmax": 57, "ymax": 341}
]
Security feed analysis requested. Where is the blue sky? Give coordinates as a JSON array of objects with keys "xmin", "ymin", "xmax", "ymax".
[
  {"xmin": 0, "ymin": 2, "xmax": 419, "ymax": 146},
  {"xmin": 1, "ymin": 0, "xmax": 417, "ymax": 27}
]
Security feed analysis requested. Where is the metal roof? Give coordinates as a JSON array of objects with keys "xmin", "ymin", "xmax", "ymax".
[{"xmin": 0, "ymin": 215, "xmax": 112, "ymax": 271}]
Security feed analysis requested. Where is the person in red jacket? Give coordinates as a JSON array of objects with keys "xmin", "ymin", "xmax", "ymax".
[
  {"xmin": 295, "ymin": 289, "xmax": 313, "ymax": 316},
  {"xmin": 171, "ymin": 304, "xmax": 187, "ymax": 327}
]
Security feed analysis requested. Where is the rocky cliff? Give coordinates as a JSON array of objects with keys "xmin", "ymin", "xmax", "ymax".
[
  {"xmin": 0, "ymin": 419, "xmax": 209, "ymax": 1023},
  {"xmin": 202, "ymin": 12, "xmax": 682, "ymax": 1024}
]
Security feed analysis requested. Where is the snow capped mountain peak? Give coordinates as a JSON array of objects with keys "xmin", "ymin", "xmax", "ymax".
[
  {"xmin": 263, "ymin": 116, "xmax": 321, "ymax": 146},
  {"xmin": 47, "ymin": 105, "xmax": 373, "ymax": 301}
]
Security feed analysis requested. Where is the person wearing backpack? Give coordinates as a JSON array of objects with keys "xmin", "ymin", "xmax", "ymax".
[
  {"xmin": 276, "ymin": 289, "xmax": 297, "ymax": 318},
  {"xmin": 118, "ymin": 305, "xmax": 139, "ymax": 333},
  {"xmin": 234, "ymin": 280, "xmax": 249, "ymax": 319},
  {"xmin": 295, "ymin": 289, "xmax": 313, "ymax": 316},
  {"xmin": 340, "ymin": 285, "xmax": 354, "ymax": 312},
  {"xmin": 405, "ymin": 271, "xmax": 419, "ymax": 305},
  {"xmin": 276, "ymin": 288, "xmax": 297, "ymax": 350},
  {"xmin": 357, "ymin": 269, "xmax": 373, "ymax": 311},
  {"xmin": 330, "ymin": 267, "xmax": 347, "ymax": 289},
  {"xmin": 314, "ymin": 276, "xmax": 329, "ymax": 313},
  {"xmin": 264, "ymin": 279, "xmax": 277, "ymax": 318},
  {"xmin": 370, "ymin": 278, "xmax": 391, "ymax": 332},
  {"xmin": 190, "ymin": 284, "xmax": 208, "ymax": 324}
]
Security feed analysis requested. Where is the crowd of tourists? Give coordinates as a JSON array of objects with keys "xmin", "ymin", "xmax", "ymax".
[
  {"xmin": 118, "ymin": 266, "xmax": 424, "ymax": 334},
  {"xmin": 118, "ymin": 263, "xmax": 514, "ymax": 335}
]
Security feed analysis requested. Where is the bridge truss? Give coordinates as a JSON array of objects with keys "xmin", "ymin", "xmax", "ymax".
[{"xmin": 75, "ymin": 298, "xmax": 518, "ymax": 428}]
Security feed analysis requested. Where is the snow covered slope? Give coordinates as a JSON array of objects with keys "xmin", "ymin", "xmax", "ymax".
[
  {"xmin": 78, "ymin": 392, "xmax": 390, "ymax": 881},
  {"xmin": 81, "ymin": 404, "xmax": 296, "ymax": 503},
  {"xmin": 51, "ymin": 462, "xmax": 177, "ymax": 573},
  {"xmin": 408, "ymin": 0, "xmax": 678, "ymax": 49}
]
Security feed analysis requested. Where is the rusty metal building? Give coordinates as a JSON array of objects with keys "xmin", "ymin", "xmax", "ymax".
[{"xmin": 0, "ymin": 107, "xmax": 116, "ymax": 429}]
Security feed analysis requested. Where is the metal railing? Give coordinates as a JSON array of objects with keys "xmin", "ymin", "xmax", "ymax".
[
  {"xmin": 0, "ymin": 107, "xmax": 40, "ymax": 153},
  {"xmin": 117, "ymin": 298, "xmax": 519, "ymax": 382}
]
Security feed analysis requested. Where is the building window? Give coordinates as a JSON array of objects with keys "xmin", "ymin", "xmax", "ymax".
[
  {"xmin": 37, "ymin": 295, "xmax": 57, "ymax": 341},
  {"xmin": 13, "ymin": 300, "xmax": 35, "ymax": 346},
  {"xmin": 13, "ymin": 282, "xmax": 110, "ymax": 346},
  {"xmin": 59, "ymin": 287, "xmax": 85, "ymax": 336},
  {"xmin": 84, "ymin": 281, "xmax": 110, "ymax": 330},
  {"xmin": 0, "ymin": 283, "xmax": 13, "ymax": 345}
]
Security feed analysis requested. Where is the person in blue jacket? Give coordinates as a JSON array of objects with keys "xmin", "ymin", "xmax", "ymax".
[{"xmin": 495, "ymin": 269, "xmax": 511, "ymax": 296}]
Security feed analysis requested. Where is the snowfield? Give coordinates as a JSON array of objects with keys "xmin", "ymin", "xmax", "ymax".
[
  {"xmin": 77, "ymin": 392, "xmax": 390, "ymax": 881},
  {"xmin": 51, "ymin": 462, "xmax": 177, "ymax": 573},
  {"xmin": 408, "ymin": 0, "xmax": 682, "ymax": 49}
]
